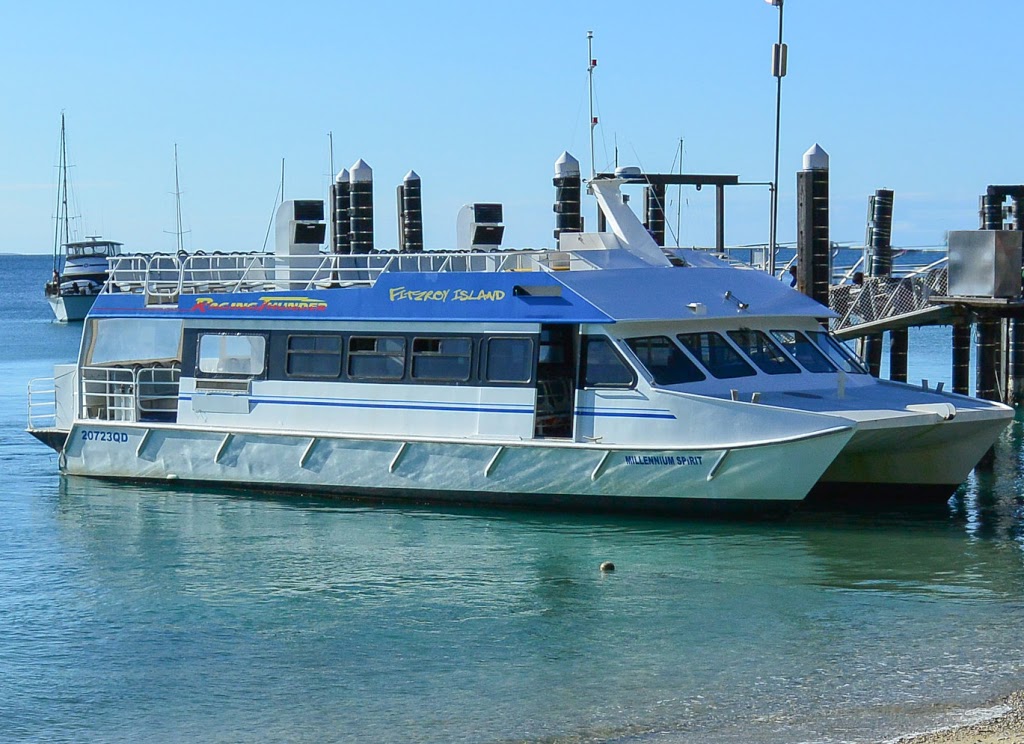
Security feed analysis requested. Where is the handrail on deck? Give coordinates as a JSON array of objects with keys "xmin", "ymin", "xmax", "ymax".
[
  {"xmin": 28, "ymin": 377, "xmax": 57, "ymax": 428},
  {"xmin": 104, "ymin": 248, "xmax": 599, "ymax": 303}
]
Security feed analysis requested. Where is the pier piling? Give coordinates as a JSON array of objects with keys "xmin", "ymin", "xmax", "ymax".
[
  {"xmin": 796, "ymin": 144, "xmax": 830, "ymax": 306},
  {"xmin": 644, "ymin": 183, "xmax": 666, "ymax": 246},
  {"xmin": 553, "ymin": 152, "xmax": 582, "ymax": 242},
  {"xmin": 397, "ymin": 170, "xmax": 423, "ymax": 253},
  {"xmin": 330, "ymin": 169, "xmax": 351, "ymax": 254},
  {"xmin": 952, "ymin": 323, "xmax": 972, "ymax": 396},
  {"xmin": 349, "ymin": 159, "xmax": 374, "ymax": 254}
]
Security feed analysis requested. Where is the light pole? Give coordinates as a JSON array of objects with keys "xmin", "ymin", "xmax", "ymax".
[{"xmin": 767, "ymin": 0, "xmax": 786, "ymax": 278}]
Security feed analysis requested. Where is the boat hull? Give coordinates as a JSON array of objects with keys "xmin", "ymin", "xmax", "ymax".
[
  {"xmin": 58, "ymin": 422, "xmax": 854, "ymax": 516},
  {"xmin": 810, "ymin": 410, "xmax": 1011, "ymax": 504},
  {"xmin": 47, "ymin": 293, "xmax": 97, "ymax": 322}
]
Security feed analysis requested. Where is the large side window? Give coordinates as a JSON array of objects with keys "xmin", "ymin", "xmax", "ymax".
[
  {"xmin": 581, "ymin": 336, "xmax": 635, "ymax": 388},
  {"xmin": 484, "ymin": 337, "xmax": 534, "ymax": 384},
  {"xmin": 411, "ymin": 337, "xmax": 472, "ymax": 382},
  {"xmin": 286, "ymin": 335, "xmax": 343, "ymax": 379},
  {"xmin": 626, "ymin": 336, "xmax": 705, "ymax": 385},
  {"xmin": 677, "ymin": 332, "xmax": 756, "ymax": 379},
  {"xmin": 197, "ymin": 333, "xmax": 266, "ymax": 376},
  {"xmin": 769, "ymin": 330, "xmax": 837, "ymax": 373},
  {"xmin": 348, "ymin": 336, "xmax": 406, "ymax": 380},
  {"xmin": 727, "ymin": 330, "xmax": 800, "ymax": 375}
]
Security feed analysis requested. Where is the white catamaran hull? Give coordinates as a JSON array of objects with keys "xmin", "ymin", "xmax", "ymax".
[
  {"xmin": 59, "ymin": 422, "xmax": 854, "ymax": 514},
  {"xmin": 47, "ymin": 293, "xmax": 97, "ymax": 323}
]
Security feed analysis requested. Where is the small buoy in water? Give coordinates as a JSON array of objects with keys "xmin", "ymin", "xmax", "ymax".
[{"xmin": 600, "ymin": 561, "xmax": 615, "ymax": 572}]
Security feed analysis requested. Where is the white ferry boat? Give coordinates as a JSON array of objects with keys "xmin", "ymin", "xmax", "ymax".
[
  {"xmin": 26, "ymin": 166, "xmax": 1011, "ymax": 514},
  {"xmin": 45, "ymin": 238, "xmax": 124, "ymax": 322}
]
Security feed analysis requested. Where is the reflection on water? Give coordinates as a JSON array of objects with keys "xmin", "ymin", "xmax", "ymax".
[{"xmin": 6, "ymin": 465, "xmax": 1014, "ymax": 744}]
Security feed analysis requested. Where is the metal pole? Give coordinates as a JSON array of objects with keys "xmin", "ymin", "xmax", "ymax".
[
  {"xmin": 769, "ymin": 0, "xmax": 785, "ymax": 278},
  {"xmin": 587, "ymin": 31, "xmax": 596, "ymax": 182}
]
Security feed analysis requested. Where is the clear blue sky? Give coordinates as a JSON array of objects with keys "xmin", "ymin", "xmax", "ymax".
[{"xmin": 3, "ymin": 1, "xmax": 1021, "ymax": 255}]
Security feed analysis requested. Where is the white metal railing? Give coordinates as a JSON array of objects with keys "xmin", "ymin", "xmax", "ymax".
[
  {"xmin": 28, "ymin": 377, "xmax": 57, "ymax": 428},
  {"xmin": 80, "ymin": 364, "xmax": 181, "ymax": 423},
  {"xmin": 104, "ymin": 248, "xmax": 600, "ymax": 303}
]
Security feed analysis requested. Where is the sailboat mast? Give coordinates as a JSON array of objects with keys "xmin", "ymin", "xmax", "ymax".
[
  {"xmin": 174, "ymin": 144, "xmax": 184, "ymax": 253},
  {"xmin": 52, "ymin": 114, "xmax": 71, "ymax": 275}
]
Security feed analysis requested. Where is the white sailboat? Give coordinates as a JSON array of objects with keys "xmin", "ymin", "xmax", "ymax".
[{"xmin": 43, "ymin": 114, "xmax": 122, "ymax": 322}]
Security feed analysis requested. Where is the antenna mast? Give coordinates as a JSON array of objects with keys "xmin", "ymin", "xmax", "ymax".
[
  {"xmin": 328, "ymin": 131, "xmax": 334, "ymax": 184},
  {"xmin": 587, "ymin": 30, "xmax": 597, "ymax": 181}
]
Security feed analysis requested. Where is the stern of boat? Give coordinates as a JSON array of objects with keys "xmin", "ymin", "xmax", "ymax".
[{"xmin": 27, "ymin": 365, "xmax": 78, "ymax": 455}]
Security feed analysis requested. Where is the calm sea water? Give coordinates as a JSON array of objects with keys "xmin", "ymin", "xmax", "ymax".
[{"xmin": 2, "ymin": 254, "xmax": 1023, "ymax": 744}]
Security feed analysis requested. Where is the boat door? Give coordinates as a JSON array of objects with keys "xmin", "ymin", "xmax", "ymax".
[{"xmin": 534, "ymin": 324, "xmax": 577, "ymax": 438}]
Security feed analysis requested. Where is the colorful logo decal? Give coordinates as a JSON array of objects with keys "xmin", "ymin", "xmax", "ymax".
[
  {"xmin": 388, "ymin": 286, "xmax": 506, "ymax": 302},
  {"xmin": 190, "ymin": 296, "xmax": 328, "ymax": 312}
]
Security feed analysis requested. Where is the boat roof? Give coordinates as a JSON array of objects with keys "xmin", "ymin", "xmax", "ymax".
[
  {"xmin": 90, "ymin": 258, "xmax": 831, "ymax": 324},
  {"xmin": 66, "ymin": 239, "xmax": 123, "ymax": 248}
]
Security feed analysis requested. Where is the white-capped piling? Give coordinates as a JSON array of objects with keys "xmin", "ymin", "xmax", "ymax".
[
  {"xmin": 795, "ymin": 144, "xmax": 830, "ymax": 306},
  {"xmin": 553, "ymin": 152, "xmax": 582, "ymax": 242},
  {"xmin": 330, "ymin": 168, "xmax": 351, "ymax": 254},
  {"xmin": 397, "ymin": 170, "xmax": 423, "ymax": 253},
  {"xmin": 349, "ymin": 159, "xmax": 374, "ymax": 254}
]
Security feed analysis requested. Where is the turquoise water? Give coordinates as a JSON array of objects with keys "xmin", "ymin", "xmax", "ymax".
[{"xmin": 2, "ymin": 255, "xmax": 1023, "ymax": 743}]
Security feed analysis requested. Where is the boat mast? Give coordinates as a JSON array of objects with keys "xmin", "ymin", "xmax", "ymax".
[
  {"xmin": 52, "ymin": 113, "xmax": 70, "ymax": 275},
  {"xmin": 676, "ymin": 137, "xmax": 683, "ymax": 244},
  {"xmin": 587, "ymin": 31, "xmax": 596, "ymax": 181},
  {"xmin": 173, "ymin": 144, "xmax": 185, "ymax": 253}
]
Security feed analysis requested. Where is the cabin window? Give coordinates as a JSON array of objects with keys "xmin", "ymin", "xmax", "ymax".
[
  {"xmin": 769, "ymin": 330, "xmax": 837, "ymax": 373},
  {"xmin": 87, "ymin": 318, "xmax": 183, "ymax": 366},
  {"xmin": 484, "ymin": 337, "xmax": 534, "ymax": 384},
  {"xmin": 197, "ymin": 334, "xmax": 266, "ymax": 376},
  {"xmin": 626, "ymin": 336, "xmax": 706, "ymax": 385},
  {"xmin": 677, "ymin": 332, "xmax": 756, "ymax": 379},
  {"xmin": 286, "ymin": 334, "xmax": 343, "ymax": 378},
  {"xmin": 727, "ymin": 330, "xmax": 800, "ymax": 375},
  {"xmin": 581, "ymin": 336, "xmax": 635, "ymax": 388},
  {"xmin": 806, "ymin": 330, "xmax": 868, "ymax": 374},
  {"xmin": 411, "ymin": 337, "xmax": 472, "ymax": 381},
  {"xmin": 348, "ymin": 336, "xmax": 406, "ymax": 380}
]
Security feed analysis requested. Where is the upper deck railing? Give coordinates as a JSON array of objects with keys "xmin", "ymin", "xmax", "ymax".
[{"xmin": 103, "ymin": 248, "xmax": 601, "ymax": 302}]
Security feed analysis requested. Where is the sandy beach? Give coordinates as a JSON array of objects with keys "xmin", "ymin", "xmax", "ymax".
[{"xmin": 890, "ymin": 691, "xmax": 1024, "ymax": 743}]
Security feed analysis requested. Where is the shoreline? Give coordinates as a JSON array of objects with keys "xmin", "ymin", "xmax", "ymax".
[{"xmin": 888, "ymin": 691, "xmax": 1024, "ymax": 743}]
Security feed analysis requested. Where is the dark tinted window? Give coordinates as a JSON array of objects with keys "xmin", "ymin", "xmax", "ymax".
[
  {"xmin": 286, "ymin": 334, "xmax": 343, "ymax": 378},
  {"xmin": 348, "ymin": 336, "xmax": 406, "ymax": 380},
  {"xmin": 677, "ymin": 332, "xmax": 756, "ymax": 379},
  {"xmin": 626, "ymin": 336, "xmax": 705, "ymax": 385},
  {"xmin": 411, "ymin": 337, "xmax": 472, "ymax": 381},
  {"xmin": 581, "ymin": 337, "xmax": 635, "ymax": 388},
  {"xmin": 806, "ymin": 330, "xmax": 868, "ymax": 374},
  {"xmin": 769, "ymin": 330, "xmax": 836, "ymax": 373},
  {"xmin": 727, "ymin": 330, "xmax": 800, "ymax": 375},
  {"xmin": 485, "ymin": 337, "xmax": 533, "ymax": 383}
]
